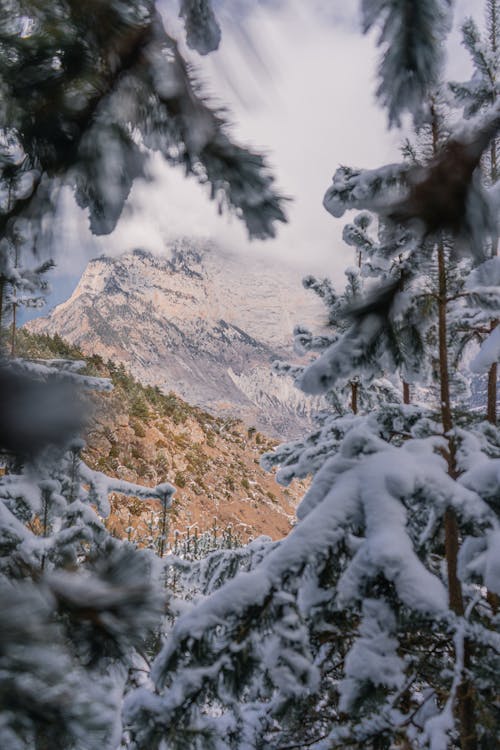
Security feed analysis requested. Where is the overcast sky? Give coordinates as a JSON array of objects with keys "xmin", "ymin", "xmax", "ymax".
[{"xmin": 30, "ymin": 0, "xmax": 483, "ymax": 317}]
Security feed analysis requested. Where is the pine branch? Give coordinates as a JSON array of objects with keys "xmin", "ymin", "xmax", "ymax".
[{"xmin": 361, "ymin": 0, "xmax": 453, "ymax": 125}]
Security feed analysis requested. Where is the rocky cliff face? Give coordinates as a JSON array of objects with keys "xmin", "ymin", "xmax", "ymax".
[{"xmin": 28, "ymin": 239, "xmax": 326, "ymax": 437}]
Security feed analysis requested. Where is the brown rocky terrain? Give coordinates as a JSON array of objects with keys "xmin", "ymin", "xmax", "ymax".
[{"xmin": 17, "ymin": 330, "xmax": 307, "ymax": 545}]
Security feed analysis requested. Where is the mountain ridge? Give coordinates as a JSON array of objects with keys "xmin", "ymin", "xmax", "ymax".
[{"xmin": 28, "ymin": 239, "xmax": 327, "ymax": 438}]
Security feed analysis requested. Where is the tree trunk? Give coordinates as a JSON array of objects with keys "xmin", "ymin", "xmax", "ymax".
[
  {"xmin": 40, "ymin": 489, "xmax": 50, "ymax": 573},
  {"xmin": 487, "ymin": 4, "xmax": 498, "ymax": 421},
  {"xmin": 403, "ymin": 381, "xmax": 410, "ymax": 404},
  {"xmin": 490, "ymin": 0, "xmax": 499, "ymax": 55},
  {"xmin": 437, "ymin": 245, "xmax": 454, "ymax": 450},
  {"xmin": 487, "ymin": 354, "xmax": 497, "ymax": 425},
  {"xmin": 10, "ymin": 300, "xmax": 17, "ymax": 357},
  {"xmin": 399, "ymin": 267, "xmax": 411, "ymax": 405},
  {"xmin": 487, "ymin": 137, "xmax": 498, "ymax": 424},
  {"xmin": 486, "ymin": 0, "xmax": 500, "ymax": 613},
  {"xmin": 350, "ymin": 381, "xmax": 358, "ymax": 415},
  {"xmin": 0, "ymin": 275, "xmax": 4, "ymax": 335},
  {"xmin": 437, "ymin": 242, "xmax": 477, "ymax": 750},
  {"xmin": 158, "ymin": 497, "xmax": 169, "ymax": 558}
]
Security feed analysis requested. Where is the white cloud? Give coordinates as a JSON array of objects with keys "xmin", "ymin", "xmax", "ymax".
[
  {"xmin": 87, "ymin": 1, "xmax": 399, "ymax": 283},
  {"xmin": 50, "ymin": 0, "xmax": 480, "ymax": 287}
]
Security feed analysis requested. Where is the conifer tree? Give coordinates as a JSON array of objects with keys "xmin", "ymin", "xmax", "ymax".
[
  {"xmin": 0, "ymin": 3, "xmax": 286, "ymax": 748},
  {"xmin": 0, "ymin": 0, "xmax": 286, "ymax": 278},
  {"xmin": 4, "ymin": 3, "xmax": 500, "ymax": 749},
  {"xmin": 123, "ymin": 10, "xmax": 500, "ymax": 750},
  {"xmin": 264, "ymin": 213, "xmax": 404, "ymax": 489},
  {"xmin": 0, "ymin": 355, "xmax": 177, "ymax": 750},
  {"xmin": 450, "ymin": 1, "xmax": 500, "ymax": 424}
]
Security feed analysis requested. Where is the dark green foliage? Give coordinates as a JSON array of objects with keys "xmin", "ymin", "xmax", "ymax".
[
  {"xmin": 130, "ymin": 395, "xmax": 150, "ymax": 420},
  {"xmin": 174, "ymin": 471, "xmax": 187, "ymax": 488},
  {"xmin": 15, "ymin": 330, "xmax": 83, "ymax": 361},
  {"xmin": 0, "ymin": 4, "xmax": 287, "ymax": 748}
]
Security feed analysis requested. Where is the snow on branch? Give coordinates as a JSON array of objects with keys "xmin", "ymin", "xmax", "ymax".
[
  {"xmin": 179, "ymin": 0, "xmax": 221, "ymax": 55},
  {"xmin": 127, "ymin": 429, "xmax": 493, "ymax": 737},
  {"xmin": 0, "ymin": 1, "xmax": 286, "ymax": 251},
  {"xmin": 323, "ymin": 164, "xmax": 408, "ymax": 219},
  {"xmin": 362, "ymin": 0, "xmax": 453, "ymax": 126},
  {"xmin": 325, "ymin": 100, "xmax": 500, "ymax": 263},
  {"xmin": 80, "ymin": 460, "xmax": 174, "ymax": 518},
  {"xmin": 298, "ymin": 314, "xmax": 386, "ymax": 396},
  {"xmin": 145, "ymin": 32, "xmax": 288, "ymax": 239}
]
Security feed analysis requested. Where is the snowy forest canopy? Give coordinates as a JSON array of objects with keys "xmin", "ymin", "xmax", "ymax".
[{"xmin": 1, "ymin": 2, "xmax": 500, "ymax": 750}]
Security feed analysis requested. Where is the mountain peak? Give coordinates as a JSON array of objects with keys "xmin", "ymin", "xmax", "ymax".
[{"xmin": 28, "ymin": 239, "xmax": 326, "ymax": 438}]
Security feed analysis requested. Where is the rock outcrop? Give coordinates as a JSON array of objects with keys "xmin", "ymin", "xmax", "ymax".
[{"xmin": 28, "ymin": 239, "xmax": 326, "ymax": 437}]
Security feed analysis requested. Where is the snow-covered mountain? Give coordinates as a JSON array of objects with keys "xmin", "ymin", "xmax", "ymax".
[{"xmin": 28, "ymin": 239, "xmax": 327, "ymax": 437}]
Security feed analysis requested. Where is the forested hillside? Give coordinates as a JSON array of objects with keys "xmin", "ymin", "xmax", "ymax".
[{"xmin": 16, "ymin": 330, "xmax": 304, "ymax": 543}]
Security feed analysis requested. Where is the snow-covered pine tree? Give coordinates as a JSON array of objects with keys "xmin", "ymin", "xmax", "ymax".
[
  {"xmin": 263, "ymin": 212, "xmax": 405, "ymax": 490},
  {"xmin": 122, "ymin": 29, "xmax": 500, "ymax": 750},
  {"xmin": 0, "ymin": 244, "xmax": 54, "ymax": 356},
  {"xmin": 298, "ymin": 217, "xmax": 403, "ymax": 416},
  {"xmin": 125, "ymin": 366, "xmax": 500, "ymax": 750},
  {"xmin": 4, "ymin": 3, "xmax": 500, "ymax": 748},
  {"xmin": 0, "ymin": 353, "xmax": 177, "ymax": 750},
  {"xmin": 310, "ymin": 93, "xmax": 500, "ymax": 749},
  {"xmin": 450, "ymin": 1, "xmax": 500, "ymax": 424},
  {"xmin": 0, "ymin": 3, "xmax": 289, "ymax": 747}
]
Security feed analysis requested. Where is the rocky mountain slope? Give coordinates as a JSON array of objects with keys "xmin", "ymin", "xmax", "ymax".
[
  {"xmin": 27, "ymin": 239, "xmax": 326, "ymax": 438},
  {"xmin": 17, "ymin": 330, "xmax": 307, "ymax": 543}
]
